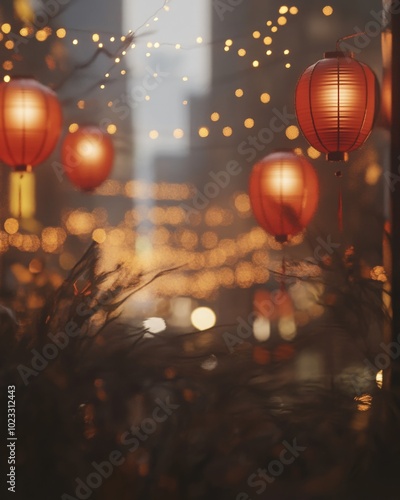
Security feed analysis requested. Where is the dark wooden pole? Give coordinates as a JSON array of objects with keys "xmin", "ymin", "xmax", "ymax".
[{"xmin": 390, "ymin": 2, "xmax": 400, "ymax": 393}]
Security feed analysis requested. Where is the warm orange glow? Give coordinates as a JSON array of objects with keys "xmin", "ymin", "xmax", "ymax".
[
  {"xmin": 61, "ymin": 127, "xmax": 114, "ymax": 191},
  {"xmin": 381, "ymin": 31, "xmax": 391, "ymax": 128},
  {"xmin": 249, "ymin": 151, "xmax": 319, "ymax": 241},
  {"xmin": 259, "ymin": 94, "xmax": 270, "ymax": 106},
  {"xmin": 295, "ymin": 51, "xmax": 377, "ymax": 161},
  {"xmin": 0, "ymin": 77, "xmax": 62, "ymax": 170},
  {"xmin": 198, "ymin": 127, "xmax": 209, "ymax": 138},
  {"xmin": 9, "ymin": 172, "xmax": 35, "ymax": 218}
]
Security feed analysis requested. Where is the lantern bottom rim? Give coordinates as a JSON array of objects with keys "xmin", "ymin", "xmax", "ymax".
[{"xmin": 327, "ymin": 152, "xmax": 349, "ymax": 162}]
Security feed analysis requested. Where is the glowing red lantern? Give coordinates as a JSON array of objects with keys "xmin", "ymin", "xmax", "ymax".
[
  {"xmin": 61, "ymin": 126, "xmax": 114, "ymax": 191},
  {"xmin": 249, "ymin": 151, "xmax": 319, "ymax": 242},
  {"xmin": 0, "ymin": 77, "xmax": 62, "ymax": 171},
  {"xmin": 295, "ymin": 51, "xmax": 377, "ymax": 161}
]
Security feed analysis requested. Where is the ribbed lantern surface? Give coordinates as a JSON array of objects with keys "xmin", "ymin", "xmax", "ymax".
[
  {"xmin": 295, "ymin": 51, "xmax": 376, "ymax": 161},
  {"xmin": 0, "ymin": 77, "xmax": 62, "ymax": 171}
]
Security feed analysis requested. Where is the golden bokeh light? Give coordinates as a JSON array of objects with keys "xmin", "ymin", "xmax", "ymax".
[
  {"xmin": 285, "ymin": 125, "xmax": 300, "ymax": 139},
  {"xmin": 4, "ymin": 218, "xmax": 19, "ymax": 235},
  {"xmin": 260, "ymin": 92, "xmax": 271, "ymax": 103},
  {"xmin": 323, "ymin": 5, "xmax": 333, "ymax": 16},
  {"xmin": 198, "ymin": 127, "xmax": 209, "ymax": 138}
]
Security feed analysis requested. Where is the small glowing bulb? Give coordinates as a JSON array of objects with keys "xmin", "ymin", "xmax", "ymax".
[
  {"xmin": 260, "ymin": 92, "xmax": 270, "ymax": 103},
  {"xmin": 1, "ymin": 23, "xmax": 11, "ymax": 34},
  {"xmin": 222, "ymin": 126, "xmax": 233, "ymax": 137},
  {"xmin": 107, "ymin": 124, "xmax": 117, "ymax": 134},
  {"xmin": 235, "ymin": 88, "xmax": 244, "ymax": 97},
  {"xmin": 238, "ymin": 48, "xmax": 246, "ymax": 56},
  {"xmin": 191, "ymin": 307, "xmax": 216, "ymax": 331},
  {"xmin": 72, "ymin": 38, "xmax": 78, "ymax": 45},
  {"xmin": 69, "ymin": 123, "xmax": 79, "ymax": 133},
  {"xmin": 252, "ymin": 31, "xmax": 261, "ymax": 39},
  {"xmin": 173, "ymin": 128, "xmax": 184, "ymax": 139},
  {"xmin": 92, "ymin": 33, "xmax": 100, "ymax": 42},
  {"xmin": 149, "ymin": 130, "xmax": 159, "ymax": 139},
  {"xmin": 252, "ymin": 60, "xmax": 259, "ymax": 67},
  {"xmin": 323, "ymin": 5, "xmax": 333, "ymax": 16},
  {"xmin": 198, "ymin": 127, "xmax": 209, "ymax": 138},
  {"xmin": 285, "ymin": 125, "xmax": 299, "ymax": 139},
  {"xmin": 211, "ymin": 112, "xmax": 220, "ymax": 122}
]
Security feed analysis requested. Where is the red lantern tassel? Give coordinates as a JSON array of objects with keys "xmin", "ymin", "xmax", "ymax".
[
  {"xmin": 280, "ymin": 255, "xmax": 286, "ymax": 291},
  {"xmin": 338, "ymin": 188, "xmax": 343, "ymax": 232},
  {"xmin": 18, "ymin": 173, "xmax": 23, "ymax": 219}
]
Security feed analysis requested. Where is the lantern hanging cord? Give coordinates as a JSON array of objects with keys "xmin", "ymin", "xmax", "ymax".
[{"xmin": 336, "ymin": 32, "xmax": 367, "ymax": 51}]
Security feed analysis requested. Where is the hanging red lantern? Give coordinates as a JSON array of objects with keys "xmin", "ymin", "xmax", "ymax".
[
  {"xmin": 61, "ymin": 126, "xmax": 114, "ymax": 191},
  {"xmin": 295, "ymin": 51, "xmax": 377, "ymax": 161},
  {"xmin": 0, "ymin": 77, "xmax": 62, "ymax": 171},
  {"xmin": 249, "ymin": 151, "xmax": 319, "ymax": 242}
]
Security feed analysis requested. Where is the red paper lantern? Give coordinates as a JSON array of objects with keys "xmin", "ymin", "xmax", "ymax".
[
  {"xmin": 295, "ymin": 51, "xmax": 377, "ymax": 161},
  {"xmin": 0, "ymin": 77, "xmax": 62, "ymax": 171},
  {"xmin": 62, "ymin": 126, "xmax": 114, "ymax": 191},
  {"xmin": 249, "ymin": 151, "xmax": 319, "ymax": 242}
]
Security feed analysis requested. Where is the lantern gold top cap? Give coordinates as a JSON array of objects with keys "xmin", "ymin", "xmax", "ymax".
[{"xmin": 324, "ymin": 50, "xmax": 355, "ymax": 59}]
